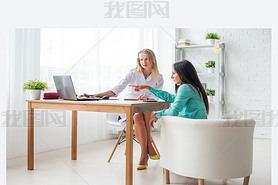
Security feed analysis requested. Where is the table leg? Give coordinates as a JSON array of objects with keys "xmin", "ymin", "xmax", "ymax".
[
  {"xmin": 163, "ymin": 168, "xmax": 170, "ymax": 184},
  {"xmin": 28, "ymin": 103, "xmax": 34, "ymax": 170},
  {"xmin": 72, "ymin": 111, "xmax": 77, "ymax": 160},
  {"xmin": 125, "ymin": 108, "xmax": 133, "ymax": 185}
]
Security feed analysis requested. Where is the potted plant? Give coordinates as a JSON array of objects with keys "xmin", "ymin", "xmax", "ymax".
[
  {"xmin": 205, "ymin": 60, "xmax": 215, "ymax": 73},
  {"xmin": 23, "ymin": 79, "xmax": 49, "ymax": 100},
  {"xmin": 205, "ymin": 32, "xmax": 220, "ymax": 45},
  {"xmin": 205, "ymin": 88, "xmax": 215, "ymax": 102}
]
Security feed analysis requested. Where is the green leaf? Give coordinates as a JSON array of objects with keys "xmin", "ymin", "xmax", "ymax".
[
  {"xmin": 205, "ymin": 32, "xmax": 220, "ymax": 40},
  {"xmin": 205, "ymin": 88, "xmax": 215, "ymax": 96},
  {"xmin": 23, "ymin": 79, "xmax": 49, "ymax": 92},
  {"xmin": 205, "ymin": 60, "xmax": 215, "ymax": 68}
]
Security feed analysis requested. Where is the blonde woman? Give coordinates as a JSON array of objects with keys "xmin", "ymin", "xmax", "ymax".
[{"xmin": 83, "ymin": 49, "xmax": 163, "ymax": 170}]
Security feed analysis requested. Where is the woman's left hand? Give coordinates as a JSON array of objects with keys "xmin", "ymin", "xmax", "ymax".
[
  {"xmin": 149, "ymin": 114, "xmax": 158, "ymax": 128},
  {"xmin": 138, "ymin": 94, "xmax": 147, "ymax": 100}
]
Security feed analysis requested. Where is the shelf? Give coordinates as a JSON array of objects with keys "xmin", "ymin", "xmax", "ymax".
[
  {"xmin": 198, "ymin": 72, "xmax": 215, "ymax": 76},
  {"xmin": 198, "ymin": 72, "xmax": 225, "ymax": 77},
  {"xmin": 175, "ymin": 43, "xmax": 225, "ymax": 119},
  {"xmin": 208, "ymin": 100, "xmax": 225, "ymax": 105},
  {"xmin": 176, "ymin": 43, "xmax": 225, "ymax": 49},
  {"xmin": 176, "ymin": 45, "xmax": 214, "ymax": 49}
]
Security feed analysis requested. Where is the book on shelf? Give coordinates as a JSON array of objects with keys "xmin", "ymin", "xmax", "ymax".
[{"xmin": 177, "ymin": 39, "xmax": 191, "ymax": 46}]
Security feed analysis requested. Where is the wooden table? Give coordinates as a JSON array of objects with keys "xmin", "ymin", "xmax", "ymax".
[{"xmin": 27, "ymin": 99, "xmax": 170, "ymax": 185}]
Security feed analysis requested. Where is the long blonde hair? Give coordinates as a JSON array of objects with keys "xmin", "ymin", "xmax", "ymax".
[{"xmin": 136, "ymin": 48, "xmax": 159, "ymax": 84}]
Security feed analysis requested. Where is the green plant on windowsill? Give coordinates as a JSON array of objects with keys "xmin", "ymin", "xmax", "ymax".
[
  {"xmin": 23, "ymin": 79, "xmax": 49, "ymax": 92},
  {"xmin": 205, "ymin": 33, "xmax": 220, "ymax": 40},
  {"xmin": 205, "ymin": 88, "xmax": 215, "ymax": 96}
]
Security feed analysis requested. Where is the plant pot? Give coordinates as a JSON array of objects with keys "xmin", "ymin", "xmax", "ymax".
[
  {"xmin": 208, "ymin": 96, "xmax": 214, "ymax": 102},
  {"xmin": 207, "ymin": 67, "xmax": 215, "ymax": 73},
  {"xmin": 207, "ymin": 39, "xmax": 215, "ymax": 45},
  {"xmin": 29, "ymin": 90, "xmax": 41, "ymax": 100}
]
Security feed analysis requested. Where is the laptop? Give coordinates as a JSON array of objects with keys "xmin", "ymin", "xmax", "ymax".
[{"xmin": 53, "ymin": 75, "xmax": 101, "ymax": 101}]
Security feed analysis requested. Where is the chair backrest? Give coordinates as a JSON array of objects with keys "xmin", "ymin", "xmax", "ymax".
[{"xmin": 160, "ymin": 116, "xmax": 255, "ymax": 180}]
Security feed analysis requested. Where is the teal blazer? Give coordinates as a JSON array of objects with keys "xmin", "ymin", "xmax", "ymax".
[{"xmin": 150, "ymin": 84, "xmax": 207, "ymax": 119}]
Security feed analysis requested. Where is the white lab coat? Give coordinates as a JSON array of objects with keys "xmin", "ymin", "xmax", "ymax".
[
  {"xmin": 111, "ymin": 69, "xmax": 164, "ymax": 100},
  {"xmin": 110, "ymin": 69, "xmax": 164, "ymax": 123}
]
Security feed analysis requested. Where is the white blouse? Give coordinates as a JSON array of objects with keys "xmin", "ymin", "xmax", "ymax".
[{"xmin": 111, "ymin": 69, "xmax": 164, "ymax": 100}]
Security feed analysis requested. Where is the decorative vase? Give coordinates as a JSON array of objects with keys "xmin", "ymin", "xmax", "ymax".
[
  {"xmin": 208, "ymin": 96, "xmax": 214, "ymax": 102},
  {"xmin": 207, "ymin": 39, "xmax": 215, "ymax": 45},
  {"xmin": 29, "ymin": 90, "xmax": 41, "ymax": 100},
  {"xmin": 207, "ymin": 67, "xmax": 215, "ymax": 73}
]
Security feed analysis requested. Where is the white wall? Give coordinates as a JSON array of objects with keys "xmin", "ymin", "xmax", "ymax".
[{"xmin": 176, "ymin": 28, "xmax": 272, "ymax": 138}]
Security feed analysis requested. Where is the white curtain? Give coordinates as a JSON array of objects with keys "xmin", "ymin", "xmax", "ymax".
[
  {"xmin": 7, "ymin": 28, "xmax": 41, "ymax": 158},
  {"xmin": 7, "ymin": 28, "xmax": 114, "ymax": 159},
  {"xmin": 0, "ymin": 28, "xmax": 9, "ymax": 185}
]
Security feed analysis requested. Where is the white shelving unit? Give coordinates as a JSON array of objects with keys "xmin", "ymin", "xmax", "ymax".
[{"xmin": 175, "ymin": 43, "xmax": 225, "ymax": 119}]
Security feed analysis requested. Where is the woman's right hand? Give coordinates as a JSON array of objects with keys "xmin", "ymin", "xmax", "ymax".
[
  {"xmin": 79, "ymin": 93, "xmax": 95, "ymax": 98},
  {"xmin": 129, "ymin": 85, "xmax": 151, "ymax": 91}
]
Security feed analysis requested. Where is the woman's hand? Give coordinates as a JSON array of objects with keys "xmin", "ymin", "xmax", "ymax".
[
  {"xmin": 138, "ymin": 94, "xmax": 147, "ymax": 100},
  {"xmin": 149, "ymin": 114, "xmax": 158, "ymax": 128},
  {"xmin": 129, "ymin": 85, "xmax": 151, "ymax": 91},
  {"xmin": 78, "ymin": 93, "xmax": 95, "ymax": 98}
]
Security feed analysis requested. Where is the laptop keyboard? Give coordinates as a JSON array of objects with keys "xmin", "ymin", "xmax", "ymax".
[{"xmin": 77, "ymin": 97, "xmax": 101, "ymax": 101}]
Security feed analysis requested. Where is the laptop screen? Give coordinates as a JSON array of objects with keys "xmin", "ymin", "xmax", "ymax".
[{"xmin": 53, "ymin": 75, "xmax": 78, "ymax": 100}]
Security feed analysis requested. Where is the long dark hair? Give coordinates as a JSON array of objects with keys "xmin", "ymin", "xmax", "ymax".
[{"xmin": 174, "ymin": 60, "xmax": 209, "ymax": 114}]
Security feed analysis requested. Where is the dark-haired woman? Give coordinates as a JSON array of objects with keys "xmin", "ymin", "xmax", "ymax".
[{"xmin": 130, "ymin": 60, "xmax": 209, "ymax": 126}]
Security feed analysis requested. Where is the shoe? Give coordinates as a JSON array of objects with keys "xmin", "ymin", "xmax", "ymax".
[
  {"xmin": 137, "ymin": 163, "xmax": 148, "ymax": 170},
  {"xmin": 137, "ymin": 156, "xmax": 149, "ymax": 170},
  {"xmin": 149, "ymin": 154, "xmax": 160, "ymax": 160}
]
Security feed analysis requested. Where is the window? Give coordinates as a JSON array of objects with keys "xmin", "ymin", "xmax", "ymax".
[{"xmin": 40, "ymin": 28, "xmax": 141, "ymax": 98}]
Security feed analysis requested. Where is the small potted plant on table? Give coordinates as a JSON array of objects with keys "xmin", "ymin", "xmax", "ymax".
[
  {"xmin": 205, "ymin": 60, "xmax": 215, "ymax": 73},
  {"xmin": 205, "ymin": 88, "xmax": 215, "ymax": 102},
  {"xmin": 23, "ymin": 79, "xmax": 49, "ymax": 100},
  {"xmin": 205, "ymin": 32, "xmax": 220, "ymax": 45}
]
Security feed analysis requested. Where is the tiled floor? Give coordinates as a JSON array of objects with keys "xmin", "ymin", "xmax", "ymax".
[{"xmin": 7, "ymin": 133, "xmax": 271, "ymax": 185}]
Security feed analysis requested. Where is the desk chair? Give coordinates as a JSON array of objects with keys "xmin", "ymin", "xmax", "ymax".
[{"xmin": 107, "ymin": 113, "xmax": 160, "ymax": 163}]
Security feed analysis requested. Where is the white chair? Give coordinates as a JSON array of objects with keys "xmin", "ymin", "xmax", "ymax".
[
  {"xmin": 160, "ymin": 116, "xmax": 255, "ymax": 185},
  {"xmin": 107, "ymin": 113, "xmax": 160, "ymax": 162}
]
